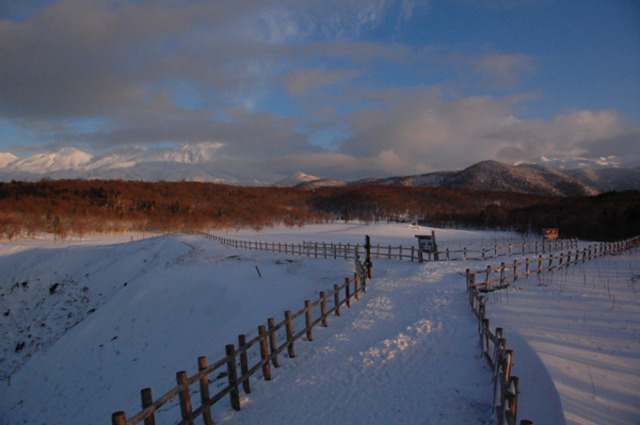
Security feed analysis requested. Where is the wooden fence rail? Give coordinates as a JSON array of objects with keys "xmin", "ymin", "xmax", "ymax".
[
  {"xmin": 468, "ymin": 236, "xmax": 640, "ymax": 292},
  {"xmin": 186, "ymin": 230, "xmax": 576, "ymax": 263},
  {"xmin": 464, "ymin": 234, "xmax": 640, "ymax": 425},
  {"xmin": 468, "ymin": 286, "xmax": 520, "ymax": 425},
  {"xmin": 111, "ymin": 267, "xmax": 368, "ymax": 425}
]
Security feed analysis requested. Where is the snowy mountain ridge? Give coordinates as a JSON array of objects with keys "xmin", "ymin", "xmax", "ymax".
[{"xmin": 1, "ymin": 146, "xmax": 639, "ymax": 195}]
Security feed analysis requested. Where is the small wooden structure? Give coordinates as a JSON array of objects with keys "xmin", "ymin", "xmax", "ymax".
[{"xmin": 543, "ymin": 228, "xmax": 559, "ymax": 240}]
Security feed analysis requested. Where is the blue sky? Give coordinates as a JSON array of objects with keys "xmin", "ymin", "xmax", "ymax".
[{"xmin": 0, "ymin": 0, "xmax": 639, "ymax": 179}]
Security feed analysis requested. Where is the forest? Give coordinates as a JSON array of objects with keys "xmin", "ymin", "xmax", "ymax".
[{"xmin": 1, "ymin": 179, "xmax": 638, "ymax": 241}]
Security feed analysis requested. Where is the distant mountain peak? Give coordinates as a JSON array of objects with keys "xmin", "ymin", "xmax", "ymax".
[
  {"xmin": 0, "ymin": 152, "xmax": 18, "ymax": 167},
  {"xmin": 7, "ymin": 147, "xmax": 93, "ymax": 173},
  {"xmin": 273, "ymin": 171, "xmax": 321, "ymax": 187}
]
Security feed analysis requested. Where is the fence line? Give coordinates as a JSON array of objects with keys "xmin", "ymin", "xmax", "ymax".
[
  {"xmin": 467, "ymin": 285, "xmax": 521, "ymax": 425},
  {"xmin": 464, "ymin": 234, "xmax": 640, "ymax": 425},
  {"xmin": 111, "ymin": 260, "xmax": 368, "ymax": 425},
  {"xmin": 468, "ymin": 237, "xmax": 640, "ymax": 292},
  {"xmin": 187, "ymin": 231, "xmax": 576, "ymax": 263}
]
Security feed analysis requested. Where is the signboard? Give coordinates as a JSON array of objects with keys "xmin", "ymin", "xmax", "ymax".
[
  {"xmin": 415, "ymin": 235, "xmax": 435, "ymax": 252},
  {"xmin": 543, "ymin": 228, "xmax": 559, "ymax": 240}
]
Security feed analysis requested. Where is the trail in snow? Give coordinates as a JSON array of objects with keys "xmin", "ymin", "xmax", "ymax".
[
  {"xmin": 2, "ymin": 224, "xmax": 632, "ymax": 424},
  {"xmin": 213, "ymin": 261, "xmax": 495, "ymax": 425}
]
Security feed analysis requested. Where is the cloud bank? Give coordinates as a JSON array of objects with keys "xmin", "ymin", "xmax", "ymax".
[{"xmin": 0, "ymin": 0, "xmax": 638, "ymax": 180}]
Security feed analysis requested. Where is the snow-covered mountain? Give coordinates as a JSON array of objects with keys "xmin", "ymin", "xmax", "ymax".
[
  {"xmin": 357, "ymin": 160, "xmax": 601, "ymax": 197},
  {"xmin": 273, "ymin": 172, "xmax": 322, "ymax": 187},
  {"xmin": 5, "ymin": 147, "xmax": 92, "ymax": 173},
  {"xmin": 0, "ymin": 144, "xmax": 279, "ymax": 185},
  {"xmin": 1, "ymin": 146, "xmax": 639, "ymax": 195},
  {"xmin": 0, "ymin": 153, "xmax": 18, "ymax": 168}
]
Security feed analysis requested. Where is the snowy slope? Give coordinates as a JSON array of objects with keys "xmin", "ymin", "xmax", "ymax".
[
  {"xmin": 489, "ymin": 253, "xmax": 640, "ymax": 425},
  {"xmin": 0, "ymin": 224, "xmax": 637, "ymax": 425}
]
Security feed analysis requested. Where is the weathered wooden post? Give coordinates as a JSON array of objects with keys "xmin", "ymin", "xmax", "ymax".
[
  {"xmin": 141, "ymin": 388, "xmax": 156, "ymax": 425},
  {"xmin": 305, "ymin": 300, "xmax": 313, "ymax": 341},
  {"xmin": 238, "ymin": 335, "xmax": 251, "ymax": 393},
  {"xmin": 112, "ymin": 412, "xmax": 126, "ymax": 425},
  {"xmin": 224, "ymin": 345, "xmax": 241, "ymax": 411},
  {"xmin": 354, "ymin": 273, "xmax": 360, "ymax": 301},
  {"xmin": 334, "ymin": 284, "xmax": 340, "ymax": 316},
  {"xmin": 320, "ymin": 291, "xmax": 328, "ymax": 327},
  {"xmin": 177, "ymin": 371, "xmax": 194, "ymax": 423},
  {"xmin": 197, "ymin": 358, "xmax": 213, "ymax": 425},
  {"xmin": 267, "ymin": 318, "xmax": 279, "ymax": 367},
  {"xmin": 345, "ymin": 277, "xmax": 351, "ymax": 308},
  {"xmin": 537, "ymin": 255, "xmax": 543, "ymax": 273},
  {"xmin": 258, "ymin": 325, "xmax": 271, "ymax": 380},
  {"xmin": 285, "ymin": 311, "xmax": 295, "ymax": 358},
  {"xmin": 432, "ymin": 231, "xmax": 439, "ymax": 261}
]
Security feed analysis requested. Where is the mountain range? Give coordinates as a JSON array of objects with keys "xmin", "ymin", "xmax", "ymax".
[{"xmin": 1, "ymin": 146, "xmax": 639, "ymax": 197}]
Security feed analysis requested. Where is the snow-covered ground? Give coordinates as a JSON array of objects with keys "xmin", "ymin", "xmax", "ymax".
[
  {"xmin": 490, "ymin": 250, "xmax": 640, "ymax": 425},
  {"xmin": 0, "ymin": 223, "xmax": 637, "ymax": 425}
]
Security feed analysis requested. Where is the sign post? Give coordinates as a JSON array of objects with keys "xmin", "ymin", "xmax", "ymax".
[{"xmin": 415, "ymin": 231, "xmax": 438, "ymax": 262}]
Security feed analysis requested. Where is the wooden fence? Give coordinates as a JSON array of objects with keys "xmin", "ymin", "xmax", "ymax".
[
  {"xmin": 468, "ymin": 286, "xmax": 521, "ymax": 425},
  {"xmin": 188, "ymin": 231, "xmax": 576, "ymax": 263},
  {"xmin": 111, "ymin": 265, "xmax": 368, "ymax": 425},
  {"xmin": 464, "ymin": 234, "xmax": 640, "ymax": 425},
  {"xmin": 468, "ymin": 237, "xmax": 640, "ymax": 292}
]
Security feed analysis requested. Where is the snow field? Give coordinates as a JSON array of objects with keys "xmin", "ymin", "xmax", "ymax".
[
  {"xmin": 489, "ymin": 249, "xmax": 640, "ymax": 425},
  {"xmin": 0, "ymin": 223, "xmax": 636, "ymax": 424}
]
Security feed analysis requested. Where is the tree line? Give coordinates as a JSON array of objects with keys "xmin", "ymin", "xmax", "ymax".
[{"xmin": 1, "ymin": 179, "xmax": 638, "ymax": 241}]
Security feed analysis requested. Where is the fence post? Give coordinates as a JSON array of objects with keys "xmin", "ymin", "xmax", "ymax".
[
  {"xmin": 525, "ymin": 258, "xmax": 530, "ymax": 276},
  {"xmin": 197, "ymin": 358, "xmax": 213, "ymax": 425},
  {"xmin": 538, "ymin": 255, "xmax": 543, "ymax": 274},
  {"xmin": 224, "ymin": 345, "xmax": 241, "ymax": 411},
  {"xmin": 112, "ymin": 412, "xmax": 127, "ymax": 425},
  {"xmin": 345, "ymin": 277, "xmax": 351, "ymax": 308},
  {"xmin": 305, "ymin": 300, "xmax": 313, "ymax": 341},
  {"xmin": 354, "ymin": 273, "xmax": 360, "ymax": 300},
  {"xmin": 267, "ymin": 318, "xmax": 279, "ymax": 367},
  {"xmin": 513, "ymin": 259, "xmax": 518, "ymax": 281},
  {"xmin": 238, "ymin": 335, "xmax": 251, "ymax": 393},
  {"xmin": 177, "ymin": 371, "xmax": 195, "ymax": 424},
  {"xmin": 334, "ymin": 284, "xmax": 340, "ymax": 316},
  {"xmin": 258, "ymin": 325, "xmax": 271, "ymax": 380},
  {"xmin": 285, "ymin": 311, "xmax": 295, "ymax": 358},
  {"xmin": 140, "ymin": 388, "xmax": 156, "ymax": 425},
  {"xmin": 320, "ymin": 291, "xmax": 328, "ymax": 327}
]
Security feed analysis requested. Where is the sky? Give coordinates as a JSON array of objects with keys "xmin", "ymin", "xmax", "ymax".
[{"xmin": 0, "ymin": 0, "xmax": 639, "ymax": 179}]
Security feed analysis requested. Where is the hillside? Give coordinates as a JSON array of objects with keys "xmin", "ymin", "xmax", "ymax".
[
  {"xmin": 355, "ymin": 160, "xmax": 599, "ymax": 197},
  {"xmin": 1, "ymin": 180, "xmax": 639, "ymax": 241}
]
